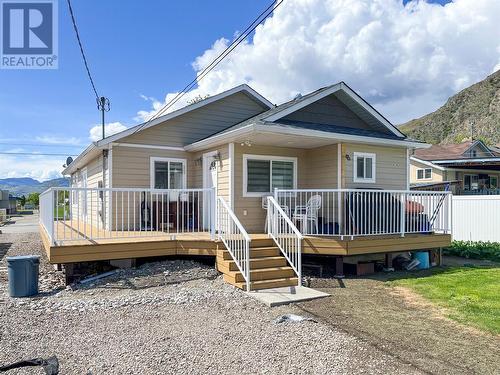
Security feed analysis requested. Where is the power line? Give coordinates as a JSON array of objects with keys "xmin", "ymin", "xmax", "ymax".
[
  {"xmin": 67, "ymin": 0, "xmax": 99, "ymax": 99},
  {"xmin": 0, "ymin": 152, "xmax": 79, "ymax": 156},
  {"xmin": 0, "ymin": 142, "xmax": 84, "ymax": 148},
  {"xmin": 148, "ymin": 0, "xmax": 282, "ymax": 123},
  {"xmin": 131, "ymin": 0, "xmax": 284, "ymax": 135}
]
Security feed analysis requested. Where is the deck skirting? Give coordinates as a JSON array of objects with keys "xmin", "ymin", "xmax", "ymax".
[{"xmin": 40, "ymin": 224, "xmax": 451, "ymax": 264}]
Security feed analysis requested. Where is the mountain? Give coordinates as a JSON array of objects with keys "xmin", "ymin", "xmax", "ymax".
[
  {"xmin": 0, "ymin": 177, "xmax": 69, "ymax": 196},
  {"xmin": 399, "ymin": 70, "xmax": 500, "ymax": 145}
]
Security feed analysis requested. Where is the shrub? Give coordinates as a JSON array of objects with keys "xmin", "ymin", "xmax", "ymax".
[{"xmin": 444, "ymin": 241, "xmax": 500, "ymax": 262}]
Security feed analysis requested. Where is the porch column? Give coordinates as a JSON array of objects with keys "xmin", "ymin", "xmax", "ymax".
[{"xmin": 337, "ymin": 143, "xmax": 343, "ymax": 238}]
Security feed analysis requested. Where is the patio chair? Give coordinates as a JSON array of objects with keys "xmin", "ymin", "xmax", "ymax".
[{"xmin": 292, "ymin": 195, "xmax": 322, "ymax": 234}]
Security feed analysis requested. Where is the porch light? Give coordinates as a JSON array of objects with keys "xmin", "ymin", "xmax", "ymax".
[
  {"xmin": 345, "ymin": 154, "xmax": 351, "ymax": 161},
  {"xmin": 240, "ymin": 140, "xmax": 252, "ymax": 147}
]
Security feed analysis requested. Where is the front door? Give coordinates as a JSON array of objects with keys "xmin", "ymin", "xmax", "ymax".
[{"xmin": 202, "ymin": 151, "xmax": 218, "ymax": 229}]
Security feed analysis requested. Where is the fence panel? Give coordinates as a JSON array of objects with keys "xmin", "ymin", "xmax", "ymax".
[{"xmin": 452, "ymin": 195, "xmax": 500, "ymax": 242}]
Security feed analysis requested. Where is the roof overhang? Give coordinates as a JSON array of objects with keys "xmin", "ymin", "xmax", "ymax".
[
  {"xmin": 185, "ymin": 123, "xmax": 429, "ymax": 152},
  {"xmin": 61, "ymin": 142, "xmax": 106, "ymax": 175},
  {"xmin": 62, "ymin": 84, "xmax": 273, "ymax": 175},
  {"xmin": 263, "ymin": 82, "xmax": 406, "ymax": 138},
  {"xmin": 410, "ymin": 156, "xmax": 446, "ymax": 171},
  {"xmin": 432, "ymin": 157, "xmax": 500, "ymax": 165}
]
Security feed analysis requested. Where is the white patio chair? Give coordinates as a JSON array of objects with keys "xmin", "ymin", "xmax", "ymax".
[
  {"xmin": 263, "ymin": 195, "xmax": 289, "ymax": 232},
  {"xmin": 292, "ymin": 195, "xmax": 322, "ymax": 234}
]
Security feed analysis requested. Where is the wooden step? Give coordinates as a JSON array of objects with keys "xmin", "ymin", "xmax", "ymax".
[
  {"xmin": 217, "ymin": 256, "xmax": 288, "ymax": 272},
  {"xmin": 222, "ymin": 266, "xmax": 296, "ymax": 283},
  {"xmin": 218, "ymin": 247, "xmax": 281, "ymax": 260},
  {"xmin": 224, "ymin": 275, "xmax": 299, "ymax": 291},
  {"xmin": 249, "ymin": 239, "xmax": 275, "ymax": 248}
]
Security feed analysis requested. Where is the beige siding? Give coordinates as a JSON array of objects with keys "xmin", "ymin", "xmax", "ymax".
[
  {"xmin": 409, "ymin": 159, "xmax": 444, "ymax": 184},
  {"xmin": 119, "ymin": 92, "xmax": 267, "ymax": 147},
  {"xmin": 111, "ymin": 146, "xmax": 190, "ymax": 188},
  {"xmin": 343, "ymin": 144, "xmax": 407, "ymax": 190},
  {"xmin": 233, "ymin": 144, "xmax": 309, "ymax": 233}
]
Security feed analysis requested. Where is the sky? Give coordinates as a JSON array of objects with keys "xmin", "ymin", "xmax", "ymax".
[{"xmin": 0, "ymin": 0, "xmax": 498, "ymax": 181}]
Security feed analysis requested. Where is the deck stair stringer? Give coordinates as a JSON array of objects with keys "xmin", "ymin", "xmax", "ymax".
[{"xmin": 216, "ymin": 238, "xmax": 298, "ymax": 291}]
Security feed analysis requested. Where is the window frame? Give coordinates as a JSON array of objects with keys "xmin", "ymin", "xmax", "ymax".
[
  {"xmin": 242, "ymin": 154, "xmax": 298, "ymax": 197},
  {"xmin": 353, "ymin": 152, "xmax": 376, "ymax": 183},
  {"xmin": 149, "ymin": 157, "xmax": 187, "ymax": 189},
  {"xmin": 416, "ymin": 168, "xmax": 432, "ymax": 181}
]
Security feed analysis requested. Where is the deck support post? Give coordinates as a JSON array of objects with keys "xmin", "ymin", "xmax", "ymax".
[
  {"xmin": 334, "ymin": 256, "xmax": 344, "ymax": 279},
  {"xmin": 438, "ymin": 247, "xmax": 443, "ymax": 267},
  {"xmin": 384, "ymin": 253, "xmax": 394, "ymax": 272}
]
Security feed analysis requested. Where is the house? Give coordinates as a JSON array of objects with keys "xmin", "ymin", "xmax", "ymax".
[
  {"xmin": 0, "ymin": 190, "xmax": 17, "ymax": 215},
  {"xmin": 39, "ymin": 82, "xmax": 452, "ymax": 289},
  {"xmin": 410, "ymin": 140, "xmax": 500, "ymax": 194}
]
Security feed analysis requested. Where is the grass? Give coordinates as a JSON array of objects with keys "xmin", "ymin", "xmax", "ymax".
[{"xmin": 391, "ymin": 267, "xmax": 500, "ymax": 334}]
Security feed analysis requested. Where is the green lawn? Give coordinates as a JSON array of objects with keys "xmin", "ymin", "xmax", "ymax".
[{"xmin": 391, "ymin": 267, "xmax": 500, "ymax": 334}]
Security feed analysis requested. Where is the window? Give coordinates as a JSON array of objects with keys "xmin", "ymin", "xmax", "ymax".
[
  {"xmin": 464, "ymin": 174, "xmax": 479, "ymax": 191},
  {"xmin": 353, "ymin": 152, "xmax": 376, "ymax": 183},
  {"xmin": 150, "ymin": 157, "xmax": 186, "ymax": 189},
  {"xmin": 489, "ymin": 176, "xmax": 498, "ymax": 189},
  {"xmin": 243, "ymin": 155, "xmax": 297, "ymax": 196},
  {"xmin": 416, "ymin": 168, "xmax": 432, "ymax": 180}
]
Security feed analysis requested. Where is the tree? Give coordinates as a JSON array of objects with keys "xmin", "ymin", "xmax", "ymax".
[
  {"xmin": 20, "ymin": 195, "xmax": 26, "ymax": 207},
  {"xmin": 27, "ymin": 192, "xmax": 40, "ymax": 207}
]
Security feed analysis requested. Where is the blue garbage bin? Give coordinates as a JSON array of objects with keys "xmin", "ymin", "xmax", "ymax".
[{"xmin": 7, "ymin": 255, "xmax": 40, "ymax": 297}]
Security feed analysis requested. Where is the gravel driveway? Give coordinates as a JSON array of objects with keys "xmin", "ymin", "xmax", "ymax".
[{"xmin": 0, "ymin": 232, "xmax": 424, "ymax": 374}]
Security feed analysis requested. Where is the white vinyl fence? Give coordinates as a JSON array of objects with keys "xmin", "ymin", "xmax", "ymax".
[{"xmin": 452, "ymin": 195, "xmax": 500, "ymax": 242}]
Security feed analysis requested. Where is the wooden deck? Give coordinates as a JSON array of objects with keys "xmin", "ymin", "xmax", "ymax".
[{"xmin": 41, "ymin": 222, "xmax": 451, "ymax": 264}]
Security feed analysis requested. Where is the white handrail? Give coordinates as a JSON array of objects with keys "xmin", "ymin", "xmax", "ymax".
[
  {"xmin": 267, "ymin": 196, "xmax": 303, "ymax": 286},
  {"xmin": 39, "ymin": 189, "xmax": 54, "ymax": 245},
  {"xmin": 275, "ymin": 188, "xmax": 452, "ymax": 238},
  {"xmin": 39, "ymin": 187, "xmax": 216, "ymax": 244},
  {"xmin": 217, "ymin": 197, "xmax": 251, "ymax": 291}
]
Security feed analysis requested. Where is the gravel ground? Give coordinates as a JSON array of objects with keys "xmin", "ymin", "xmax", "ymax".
[{"xmin": 0, "ymin": 232, "xmax": 426, "ymax": 374}]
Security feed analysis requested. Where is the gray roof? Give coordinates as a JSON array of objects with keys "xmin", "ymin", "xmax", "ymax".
[{"xmin": 202, "ymin": 82, "xmax": 413, "ymax": 143}]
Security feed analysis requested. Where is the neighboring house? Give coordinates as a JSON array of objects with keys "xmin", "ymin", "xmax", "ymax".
[
  {"xmin": 0, "ymin": 190, "xmax": 17, "ymax": 214},
  {"xmin": 410, "ymin": 140, "xmax": 500, "ymax": 194},
  {"xmin": 39, "ymin": 83, "xmax": 452, "ymax": 289}
]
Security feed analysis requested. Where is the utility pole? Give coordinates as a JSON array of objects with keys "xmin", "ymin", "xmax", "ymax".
[
  {"xmin": 470, "ymin": 120, "xmax": 475, "ymax": 141},
  {"xmin": 97, "ymin": 96, "xmax": 111, "ymax": 140}
]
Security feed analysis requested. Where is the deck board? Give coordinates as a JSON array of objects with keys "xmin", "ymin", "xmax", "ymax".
[{"xmin": 41, "ymin": 221, "xmax": 451, "ymax": 264}]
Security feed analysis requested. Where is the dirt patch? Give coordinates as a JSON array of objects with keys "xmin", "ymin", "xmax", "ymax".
[{"xmin": 297, "ymin": 273, "xmax": 500, "ymax": 375}]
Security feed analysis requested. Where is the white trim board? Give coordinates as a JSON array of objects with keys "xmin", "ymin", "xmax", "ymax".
[
  {"xmin": 112, "ymin": 143, "xmax": 185, "ymax": 151},
  {"xmin": 353, "ymin": 152, "xmax": 376, "ymax": 183},
  {"xmin": 242, "ymin": 154, "xmax": 298, "ymax": 197},
  {"xmin": 185, "ymin": 123, "xmax": 429, "ymax": 152},
  {"xmin": 149, "ymin": 157, "xmax": 188, "ymax": 189},
  {"xmin": 229, "ymin": 143, "xmax": 235, "ymax": 208}
]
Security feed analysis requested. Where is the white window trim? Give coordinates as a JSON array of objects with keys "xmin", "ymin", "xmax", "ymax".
[
  {"xmin": 150, "ymin": 157, "xmax": 187, "ymax": 189},
  {"xmin": 416, "ymin": 167, "xmax": 433, "ymax": 181},
  {"xmin": 353, "ymin": 152, "xmax": 376, "ymax": 183},
  {"xmin": 243, "ymin": 154, "xmax": 298, "ymax": 197}
]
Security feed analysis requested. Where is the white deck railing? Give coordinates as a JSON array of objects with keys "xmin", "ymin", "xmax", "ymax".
[
  {"xmin": 217, "ymin": 197, "xmax": 251, "ymax": 291},
  {"xmin": 275, "ymin": 189, "xmax": 451, "ymax": 238},
  {"xmin": 267, "ymin": 196, "xmax": 302, "ymax": 286},
  {"xmin": 40, "ymin": 187, "xmax": 216, "ymax": 244}
]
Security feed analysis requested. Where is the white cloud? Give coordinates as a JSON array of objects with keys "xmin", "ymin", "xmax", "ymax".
[
  {"xmin": 35, "ymin": 135, "xmax": 83, "ymax": 146},
  {"xmin": 137, "ymin": 0, "xmax": 500, "ymax": 124},
  {"xmin": 89, "ymin": 122, "xmax": 127, "ymax": 142},
  {"xmin": 0, "ymin": 154, "xmax": 64, "ymax": 181}
]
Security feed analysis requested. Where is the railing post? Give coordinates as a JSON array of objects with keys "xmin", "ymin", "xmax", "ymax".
[
  {"xmin": 210, "ymin": 188, "xmax": 216, "ymax": 240},
  {"xmin": 448, "ymin": 193, "xmax": 453, "ymax": 236},
  {"xmin": 400, "ymin": 192, "xmax": 406, "ymax": 237},
  {"xmin": 50, "ymin": 189, "xmax": 55, "ymax": 245},
  {"xmin": 246, "ymin": 241, "xmax": 250, "ymax": 292}
]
